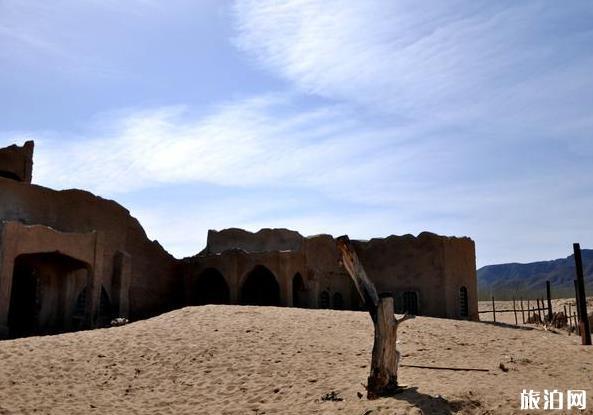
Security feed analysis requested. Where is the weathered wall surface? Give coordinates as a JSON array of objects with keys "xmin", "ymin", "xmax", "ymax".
[
  {"xmin": 184, "ymin": 229, "xmax": 477, "ymax": 319},
  {"xmin": 0, "ymin": 141, "xmax": 33, "ymax": 183},
  {"xmin": 202, "ymin": 228, "xmax": 304, "ymax": 255},
  {"xmin": 0, "ymin": 178, "xmax": 180, "ymax": 324},
  {"xmin": 353, "ymin": 233, "xmax": 448, "ymax": 316},
  {"xmin": 443, "ymin": 237, "xmax": 478, "ymax": 320}
]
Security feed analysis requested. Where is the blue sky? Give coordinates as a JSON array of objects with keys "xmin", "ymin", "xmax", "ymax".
[{"xmin": 1, "ymin": 0, "xmax": 593, "ymax": 266}]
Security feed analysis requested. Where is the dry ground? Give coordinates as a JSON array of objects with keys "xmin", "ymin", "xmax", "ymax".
[{"xmin": 0, "ymin": 305, "xmax": 592, "ymax": 414}]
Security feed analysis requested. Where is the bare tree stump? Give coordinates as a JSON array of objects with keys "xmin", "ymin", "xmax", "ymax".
[{"xmin": 336, "ymin": 235, "xmax": 414, "ymax": 399}]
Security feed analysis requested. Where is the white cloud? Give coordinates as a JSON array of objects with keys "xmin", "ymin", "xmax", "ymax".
[
  {"xmin": 24, "ymin": 94, "xmax": 437, "ymax": 200},
  {"xmin": 232, "ymin": 0, "xmax": 593, "ymax": 126}
]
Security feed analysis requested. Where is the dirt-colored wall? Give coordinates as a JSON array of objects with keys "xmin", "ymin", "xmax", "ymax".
[
  {"xmin": 183, "ymin": 229, "xmax": 477, "ymax": 319},
  {"xmin": 0, "ymin": 178, "xmax": 180, "ymax": 322},
  {"xmin": 0, "ymin": 141, "xmax": 33, "ymax": 183},
  {"xmin": 443, "ymin": 236, "xmax": 478, "ymax": 320},
  {"xmin": 203, "ymin": 228, "xmax": 304, "ymax": 255},
  {"xmin": 352, "ymin": 233, "xmax": 448, "ymax": 316}
]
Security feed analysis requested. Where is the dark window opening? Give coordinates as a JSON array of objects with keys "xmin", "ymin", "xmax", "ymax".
[
  {"xmin": 402, "ymin": 291, "xmax": 418, "ymax": 315},
  {"xmin": 319, "ymin": 290, "xmax": 330, "ymax": 309},
  {"xmin": 332, "ymin": 293, "xmax": 344, "ymax": 310},
  {"xmin": 459, "ymin": 286, "xmax": 469, "ymax": 318}
]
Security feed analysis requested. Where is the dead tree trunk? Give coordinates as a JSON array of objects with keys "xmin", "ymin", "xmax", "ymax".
[{"xmin": 336, "ymin": 235, "xmax": 414, "ymax": 399}]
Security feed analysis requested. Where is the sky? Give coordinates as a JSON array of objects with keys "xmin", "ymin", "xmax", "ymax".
[{"xmin": 1, "ymin": 0, "xmax": 593, "ymax": 267}]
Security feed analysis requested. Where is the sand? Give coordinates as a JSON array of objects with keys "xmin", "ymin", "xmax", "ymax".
[{"xmin": 0, "ymin": 305, "xmax": 592, "ymax": 414}]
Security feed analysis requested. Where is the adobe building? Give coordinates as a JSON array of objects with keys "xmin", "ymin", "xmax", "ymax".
[{"xmin": 0, "ymin": 141, "xmax": 478, "ymax": 339}]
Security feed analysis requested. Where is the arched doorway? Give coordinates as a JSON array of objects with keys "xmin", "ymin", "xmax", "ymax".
[
  {"xmin": 240, "ymin": 265, "xmax": 280, "ymax": 306},
  {"xmin": 193, "ymin": 268, "xmax": 230, "ymax": 305},
  {"xmin": 402, "ymin": 291, "xmax": 419, "ymax": 315},
  {"xmin": 459, "ymin": 286, "xmax": 469, "ymax": 318},
  {"xmin": 8, "ymin": 252, "xmax": 89, "ymax": 338},
  {"xmin": 292, "ymin": 273, "xmax": 307, "ymax": 308}
]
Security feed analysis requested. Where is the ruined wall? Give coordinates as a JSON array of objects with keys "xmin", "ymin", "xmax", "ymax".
[
  {"xmin": 202, "ymin": 228, "xmax": 304, "ymax": 255},
  {"xmin": 352, "ymin": 232, "xmax": 477, "ymax": 320},
  {"xmin": 0, "ymin": 141, "xmax": 33, "ymax": 183},
  {"xmin": 0, "ymin": 178, "xmax": 180, "ymax": 322},
  {"xmin": 353, "ymin": 233, "xmax": 448, "ymax": 316},
  {"xmin": 183, "ymin": 229, "xmax": 478, "ymax": 318},
  {"xmin": 184, "ymin": 249, "xmax": 306, "ymax": 306},
  {"xmin": 442, "ymin": 236, "xmax": 478, "ymax": 320},
  {"xmin": 303, "ymin": 234, "xmax": 358, "ymax": 309}
]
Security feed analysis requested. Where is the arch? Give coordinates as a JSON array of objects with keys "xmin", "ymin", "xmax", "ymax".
[
  {"xmin": 193, "ymin": 268, "xmax": 230, "ymax": 305},
  {"xmin": 319, "ymin": 290, "xmax": 330, "ymax": 309},
  {"xmin": 459, "ymin": 286, "xmax": 469, "ymax": 318},
  {"xmin": 98, "ymin": 287, "xmax": 113, "ymax": 325},
  {"xmin": 292, "ymin": 273, "xmax": 307, "ymax": 308},
  {"xmin": 332, "ymin": 292, "xmax": 344, "ymax": 310},
  {"xmin": 240, "ymin": 265, "xmax": 280, "ymax": 306},
  {"xmin": 402, "ymin": 291, "xmax": 419, "ymax": 315},
  {"xmin": 8, "ymin": 252, "xmax": 89, "ymax": 338}
]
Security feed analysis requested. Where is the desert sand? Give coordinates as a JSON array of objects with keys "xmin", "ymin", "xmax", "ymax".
[{"xmin": 0, "ymin": 305, "xmax": 592, "ymax": 414}]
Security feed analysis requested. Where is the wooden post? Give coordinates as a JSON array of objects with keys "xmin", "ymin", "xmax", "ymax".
[
  {"xmin": 512, "ymin": 297, "xmax": 518, "ymax": 325},
  {"xmin": 574, "ymin": 313, "xmax": 580, "ymax": 335},
  {"xmin": 491, "ymin": 296, "xmax": 496, "ymax": 323},
  {"xmin": 336, "ymin": 235, "xmax": 414, "ymax": 398},
  {"xmin": 574, "ymin": 280, "xmax": 582, "ymax": 322},
  {"xmin": 563, "ymin": 305, "xmax": 568, "ymax": 327},
  {"xmin": 573, "ymin": 243, "xmax": 591, "ymax": 346},
  {"xmin": 546, "ymin": 281, "xmax": 553, "ymax": 322},
  {"xmin": 537, "ymin": 299, "xmax": 542, "ymax": 323},
  {"xmin": 521, "ymin": 298, "xmax": 525, "ymax": 324}
]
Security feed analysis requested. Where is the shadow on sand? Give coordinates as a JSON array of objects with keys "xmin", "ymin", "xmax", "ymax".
[
  {"xmin": 390, "ymin": 387, "xmax": 453, "ymax": 414},
  {"xmin": 479, "ymin": 320, "xmax": 536, "ymax": 331},
  {"xmin": 384, "ymin": 387, "xmax": 483, "ymax": 414}
]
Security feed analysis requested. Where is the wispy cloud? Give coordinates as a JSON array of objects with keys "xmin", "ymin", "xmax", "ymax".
[{"xmin": 233, "ymin": 1, "xmax": 593, "ymax": 125}]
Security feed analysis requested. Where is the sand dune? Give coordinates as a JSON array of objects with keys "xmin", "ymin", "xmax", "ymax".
[{"xmin": 0, "ymin": 305, "xmax": 592, "ymax": 414}]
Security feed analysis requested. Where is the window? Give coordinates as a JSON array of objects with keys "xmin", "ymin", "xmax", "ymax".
[
  {"xmin": 319, "ymin": 290, "xmax": 330, "ymax": 309},
  {"xmin": 459, "ymin": 286, "xmax": 469, "ymax": 318},
  {"xmin": 402, "ymin": 291, "xmax": 418, "ymax": 315}
]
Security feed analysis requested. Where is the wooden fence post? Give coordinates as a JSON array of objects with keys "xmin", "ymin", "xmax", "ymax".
[
  {"xmin": 574, "ymin": 280, "xmax": 582, "ymax": 322},
  {"xmin": 521, "ymin": 298, "xmax": 525, "ymax": 324},
  {"xmin": 491, "ymin": 296, "xmax": 496, "ymax": 323},
  {"xmin": 573, "ymin": 243, "xmax": 591, "ymax": 346},
  {"xmin": 512, "ymin": 297, "xmax": 518, "ymax": 325},
  {"xmin": 546, "ymin": 281, "xmax": 553, "ymax": 322}
]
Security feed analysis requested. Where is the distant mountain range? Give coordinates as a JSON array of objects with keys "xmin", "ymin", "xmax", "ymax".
[{"xmin": 477, "ymin": 249, "xmax": 593, "ymax": 300}]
